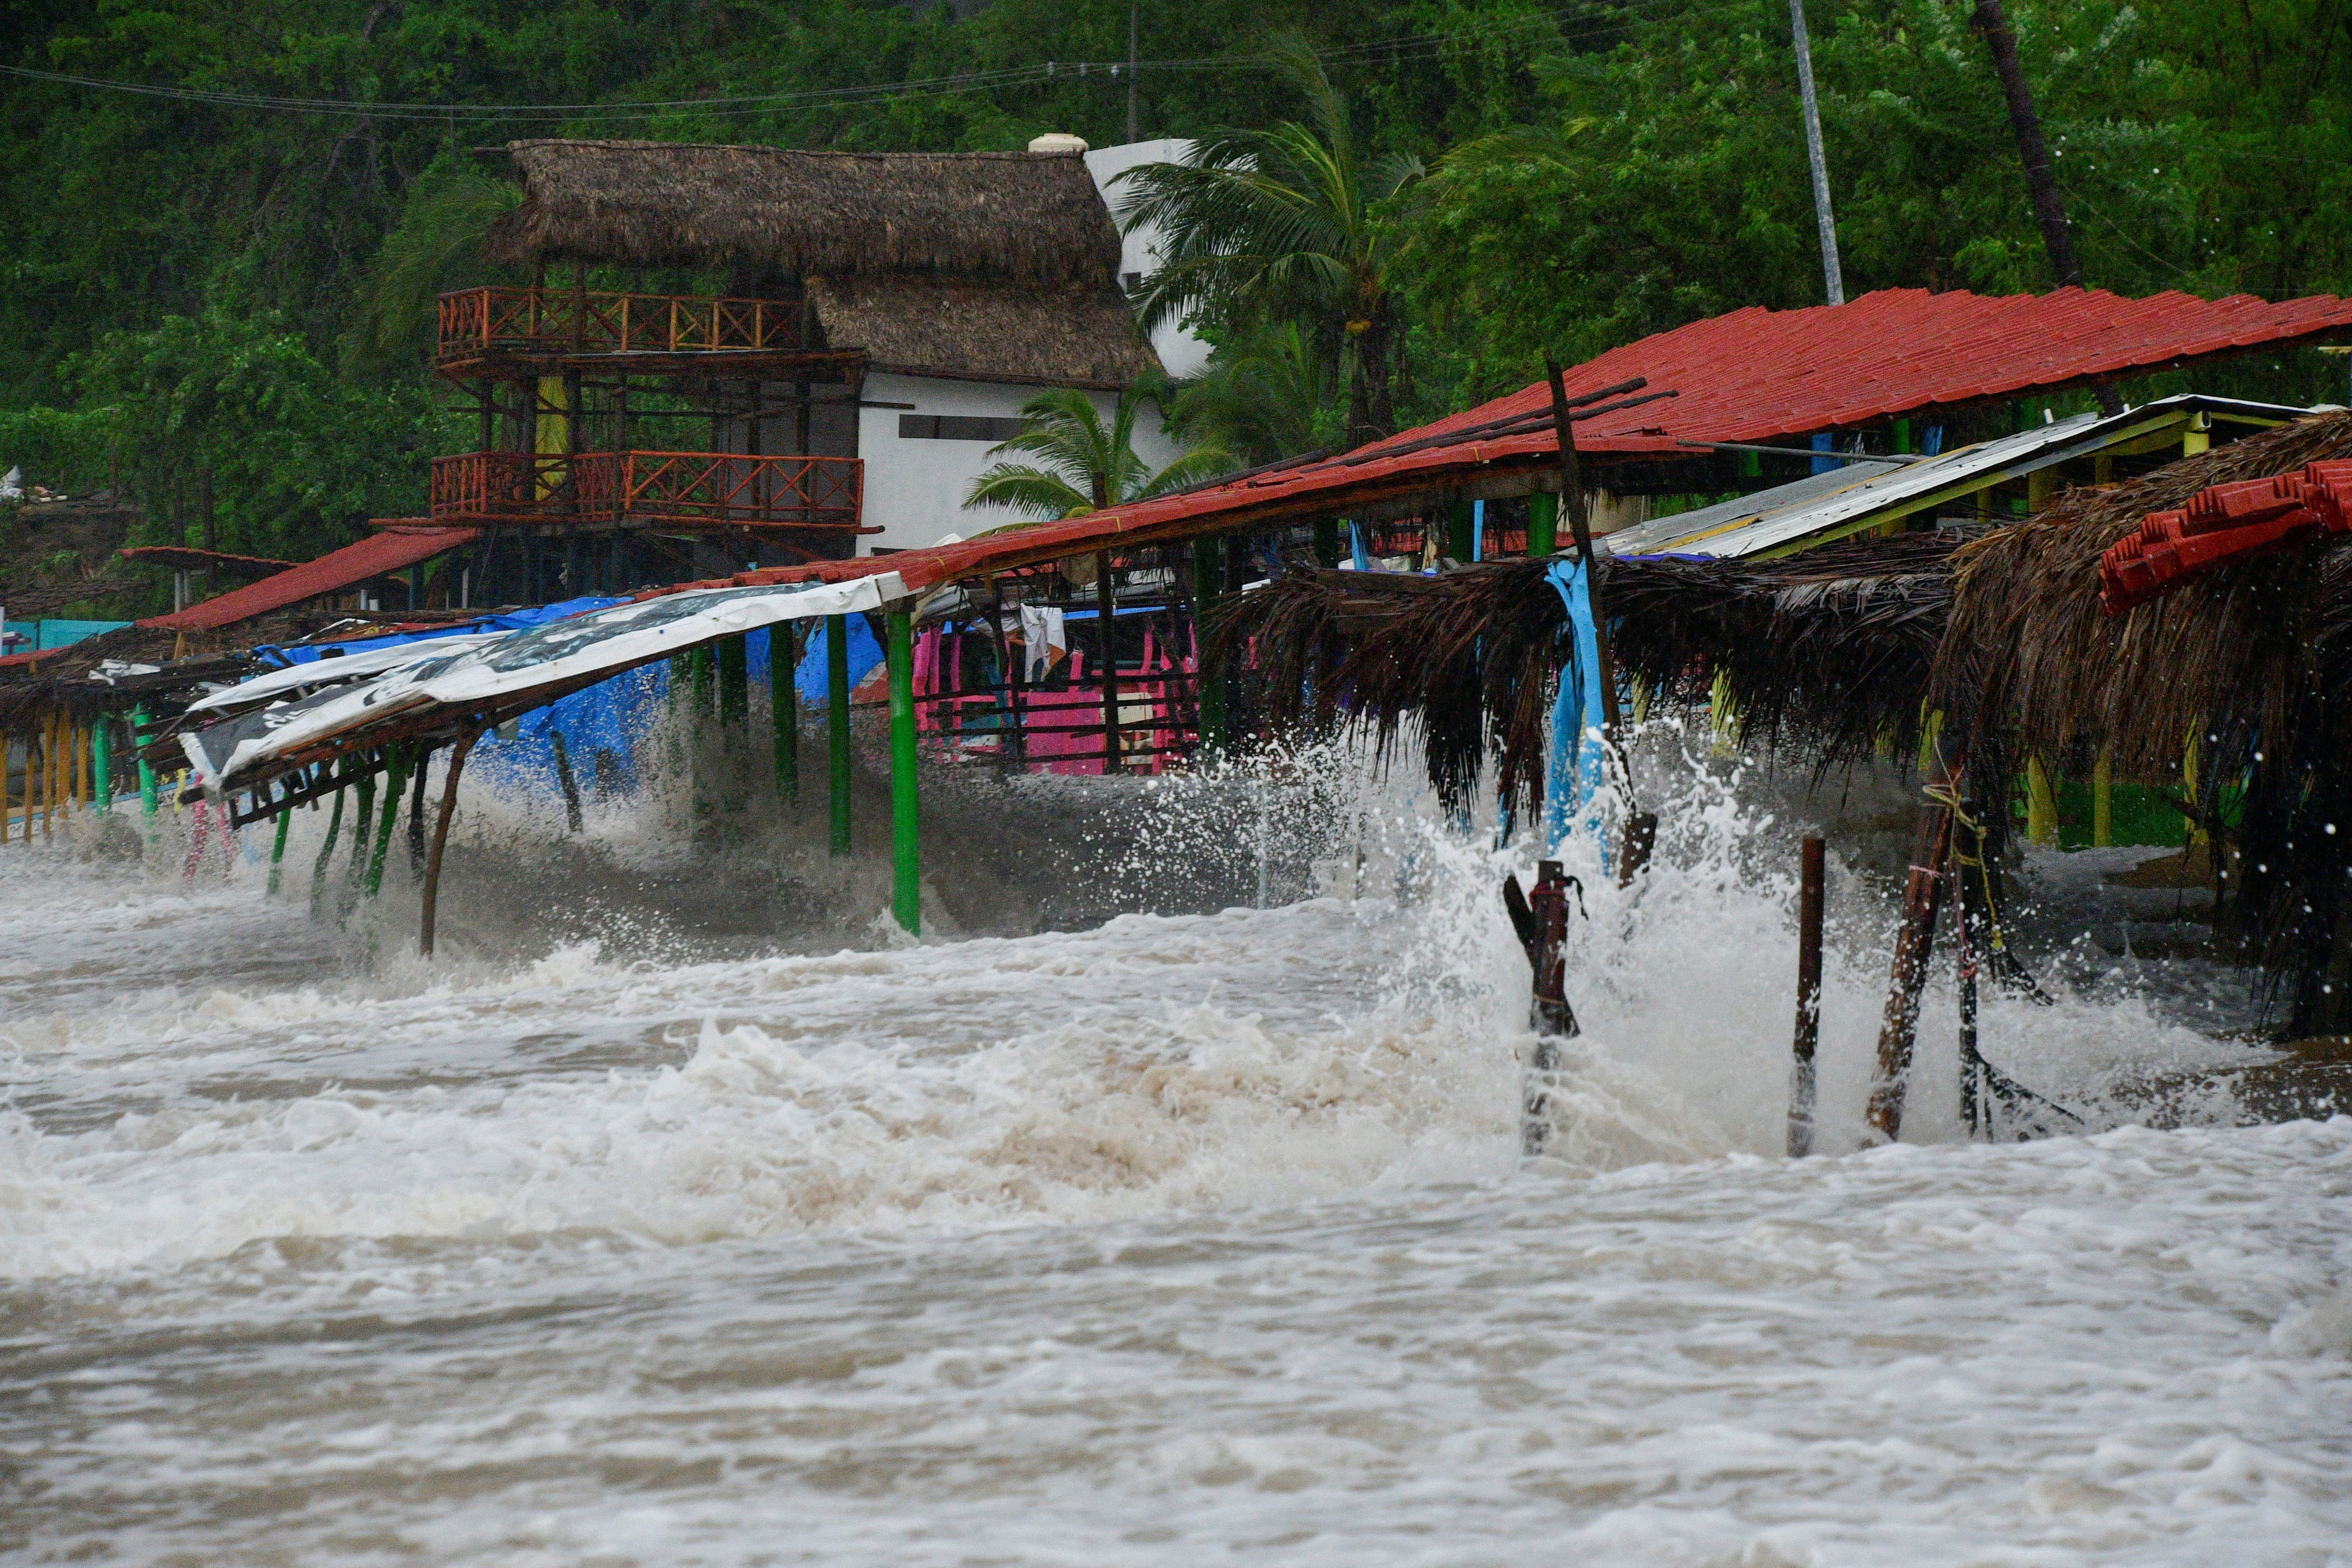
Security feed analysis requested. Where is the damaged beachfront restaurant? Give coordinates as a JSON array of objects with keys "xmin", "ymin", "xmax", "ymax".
[{"xmin": 14, "ymin": 277, "xmax": 2352, "ymax": 1144}]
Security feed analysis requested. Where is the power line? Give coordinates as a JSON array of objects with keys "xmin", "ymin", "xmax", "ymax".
[{"xmin": 0, "ymin": 0, "xmax": 1717, "ymax": 127}]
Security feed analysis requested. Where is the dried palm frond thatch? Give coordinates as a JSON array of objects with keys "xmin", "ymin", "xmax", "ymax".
[
  {"xmin": 485, "ymin": 140, "xmax": 1123, "ymax": 287},
  {"xmin": 1212, "ymin": 533, "xmax": 1962, "ymax": 818}
]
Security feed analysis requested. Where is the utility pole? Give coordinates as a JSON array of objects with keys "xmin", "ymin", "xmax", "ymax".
[
  {"xmin": 1126, "ymin": 1, "xmax": 1139, "ymax": 144},
  {"xmin": 1970, "ymin": 0, "xmax": 2122, "ymax": 415},
  {"xmin": 1789, "ymin": 0, "xmax": 1843, "ymax": 306}
]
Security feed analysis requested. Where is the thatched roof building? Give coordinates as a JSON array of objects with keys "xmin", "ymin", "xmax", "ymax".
[{"xmin": 481, "ymin": 139, "xmax": 1159, "ymax": 388}]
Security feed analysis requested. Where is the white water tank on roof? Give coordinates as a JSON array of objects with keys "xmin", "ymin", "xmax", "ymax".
[{"xmin": 1028, "ymin": 132, "xmax": 1089, "ymax": 154}]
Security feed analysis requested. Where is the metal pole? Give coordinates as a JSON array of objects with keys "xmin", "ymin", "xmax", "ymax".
[
  {"xmin": 887, "ymin": 607, "xmax": 920, "ymax": 935},
  {"xmin": 827, "ymin": 614, "xmax": 852, "ymax": 855},
  {"xmin": 1789, "ymin": 835, "xmax": 1825, "ymax": 1156},
  {"xmin": 1789, "ymin": 0, "xmax": 1845, "ymax": 305},
  {"xmin": 1126, "ymin": 0, "xmax": 1139, "ymax": 143}
]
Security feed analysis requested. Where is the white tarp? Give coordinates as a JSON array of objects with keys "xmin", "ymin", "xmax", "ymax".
[
  {"xmin": 183, "ymin": 573, "xmax": 904, "ymax": 793},
  {"xmin": 181, "ymin": 633, "xmax": 504, "ymax": 719}
]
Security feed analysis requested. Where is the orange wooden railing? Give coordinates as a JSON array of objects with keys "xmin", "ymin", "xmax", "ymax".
[
  {"xmin": 429, "ymin": 451, "xmax": 865, "ymax": 530},
  {"xmin": 435, "ymin": 288, "xmax": 804, "ymax": 362}
]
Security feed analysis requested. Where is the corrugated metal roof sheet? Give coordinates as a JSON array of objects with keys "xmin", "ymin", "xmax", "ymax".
[
  {"xmin": 1601, "ymin": 395, "xmax": 2312, "ymax": 560},
  {"xmin": 138, "ymin": 526, "xmax": 479, "ymax": 634}
]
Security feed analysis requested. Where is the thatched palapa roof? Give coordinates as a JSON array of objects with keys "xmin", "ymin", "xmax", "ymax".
[
  {"xmin": 485, "ymin": 140, "xmax": 1122, "ymax": 285},
  {"xmin": 483, "ymin": 139, "xmax": 1155, "ymax": 388}
]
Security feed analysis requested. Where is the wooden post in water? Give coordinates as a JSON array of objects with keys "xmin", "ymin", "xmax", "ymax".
[
  {"xmin": 1789, "ymin": 835, "xmax": 1826, "ymax": 1157},
  {"xmin": 419, "ymin": 727, "xmax": 480, "ymax": 957},
  {"xmin": 1504, "ymin": 860, "xmax": 1582, "ymax": 1155},
  {"xmin": 1095, "ymin": 551, "xmax": 1121, "ymax": 773},
  {"xmin": 1868, "ymin": 803, "xmax": 1955, "ymax": 1141},
  {"xmin": 826, "ymin": 614, "xmax": 852, "ymax": 855},
  {"xmin": 886, "ymin": 607, "xmax": 920, "ymax": 935}
]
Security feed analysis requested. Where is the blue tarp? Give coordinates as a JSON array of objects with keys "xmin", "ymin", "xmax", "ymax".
[{"xmin": 795, "ymin": 613, "xmax": 883, "ymax": 702}]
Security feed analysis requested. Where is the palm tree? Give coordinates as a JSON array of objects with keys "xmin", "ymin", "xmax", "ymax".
[
  {"xmin": 963, "ymin": 385, "xmax": 1233, "ymax": 520},
  {"xmin": 1112, "ymin": 35, "xmax": 1423, "ymax": 449},
  {"xmin": 1166, "ymin": 321, "xmax": 1342, "ymax": 467},
  {"xmin": 346, "ymin": 162, "xmax": 521, "ymax": 372}
]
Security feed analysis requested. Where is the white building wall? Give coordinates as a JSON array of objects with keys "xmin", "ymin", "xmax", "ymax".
[
  {"xmin": 1082, "ymin": 138, "xmax": 1211, "ymax": 381},
  {"xmin": 857, "ymin": 372, "xmax": 1184, "ymax": 554}
]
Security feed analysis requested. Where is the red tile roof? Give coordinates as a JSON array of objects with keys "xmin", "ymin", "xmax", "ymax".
[
  {"xmin": 1385, "ymin": 285, "xmax": 2352, "ymax": 460},
  {"xmin": 138, "ymin": 526, "xmax": 479, "ymax": 633},
  {"xmin": 2101, "ymin": 460, "xmax": 2352, "ymax": 612}
]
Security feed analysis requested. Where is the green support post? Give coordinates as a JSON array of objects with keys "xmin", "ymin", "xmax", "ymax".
[
  {"xmin": 132, "ymin": 705, "xmax": 158, "ymax": 816},
  {"xmin": 267, "ymin": 787, "xmax": 292, "ymax": 896},
  {"xmin": 886, "ymin": 608, "xmax": 920, "ymax": 936},
  {"xmin": 365, "ymin": 746, "xmax": 410, "ymax": 897},
  {"xmin": 827, "ymin": 614, "xmax": 852, "ymax": 856},
  {"xmin": 310, "ymin": 778, "xmax": 346, "ymax": 908},
  {"xmin": 1191, "ymin": 538, "xmax": 1225, "ymax": 756},
  {"xmin": 772, "ymin": 623, "xmax": 800, "ymax": 803},
  {"xmin": 1446, "ymin": 497, "xmax": 1475, "ymax": 562},
  {"xmin": 346, "ymin": 768, "xmax": 378, "ymax": 886},
  {"xmin": 1527, "ymin": 492, "xmax": 1559, "ymax": 558},
  {"xmin": 1312, "ymin": 517, "xmax": 1340, "ymax": 567},
  {"xmin": 91, "ymin": 715, "xmax": 112, "ymax": 813},
  {"xmin": 717, "ymin": 634, "xmax": 749, "ymax": 727},
  {"xmin": 691, "ymin": 645, "xmax": 716, "ymax": 716}
]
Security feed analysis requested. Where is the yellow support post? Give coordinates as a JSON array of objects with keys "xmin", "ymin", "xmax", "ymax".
[
  {"xmin": 2093, "ymin": 747, "xmax": 2113, "ymax": 847},
  {"xmin": 2183, "ymin": 412, "xmax": 2211, "ymax": 457},
  {"xmin": 2026, "ymin": 757, "xmax": 2059, "ymax": 847}
]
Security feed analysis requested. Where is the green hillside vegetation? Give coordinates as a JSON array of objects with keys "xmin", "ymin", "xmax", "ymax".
[{"xmin": 3, "ymin": 0, "xmax": 2349, "ymax": 586}]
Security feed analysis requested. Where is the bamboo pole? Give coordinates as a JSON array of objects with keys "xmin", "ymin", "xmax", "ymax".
[
  {"xmin": 1867, "ymin": 804, "xmax": 1955, "ymax": 1142},
  {"xmin": 419, "ymin": 728, "xmax": 480, "ymax": 957},
  {"xmin": 887, "ymin": 608, "xmax": 920, "ymax": 935},
  {"xmin": 1789, "ymin": 835, "xmax": 1826, "ymax": 1157},
  {"xmin": 2092, "ymin": 747, "xmax": 2113, "ymax": 847}
]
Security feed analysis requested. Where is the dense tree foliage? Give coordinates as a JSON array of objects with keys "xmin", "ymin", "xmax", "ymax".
[{"xmin": 3, "ymin": 0, "xmax": 2350, "ymax": 555}]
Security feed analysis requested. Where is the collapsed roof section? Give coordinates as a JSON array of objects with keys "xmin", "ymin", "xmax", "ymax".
[{"xmin": 137, "ymin": 526, "xmax": 479, "ymax": 634}]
